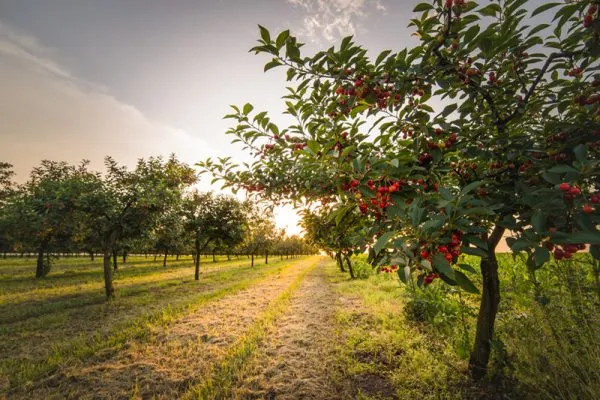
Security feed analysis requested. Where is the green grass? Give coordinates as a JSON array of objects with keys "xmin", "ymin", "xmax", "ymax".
[
  {"xmin": 323, "ymin": 253, "xmax": 600, "ymax": 399},
  {"xmin": 324, "ymin": 260, "xmax": 473, "ymax": 400},
  {"xmin": 0, "ymin": 254, "xmax": 308, "ymax": 392}
]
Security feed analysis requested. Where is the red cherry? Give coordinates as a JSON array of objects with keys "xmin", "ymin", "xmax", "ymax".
[
  {"xmin": 444, "ymin": 253, "xmax": 453, "ymax": 262},
  {"xmin": 583, "ymin": 204, "xmax": 594, "ymax": 214},
  {"xmin": 420, "ymin": 250, "xmax": 429, "ymax": 259},
  {"xmin": 439, "ymin": 245, "xmax": 448, "ymax": 253},
  {"xmin": 559, "ymin": 183, "xmax": 570, "ymax": 191},
  {"xmin": 350, "ymin": 179, "xmax": 360, "ymax": 188},
  {"xmin": 568, "ymin": 187, "xmax": 581, "ymax": 196}
]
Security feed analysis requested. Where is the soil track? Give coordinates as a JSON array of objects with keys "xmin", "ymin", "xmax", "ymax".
[
  {"xmin": 14, "ymin": 257, "xmax": 320, "ymax": 400},
  {"xmin": 231, "ymin": 260, "xmax": 341, "ymax": 399}
]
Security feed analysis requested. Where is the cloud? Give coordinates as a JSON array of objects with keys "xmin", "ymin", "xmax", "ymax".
[
  {"xmin": 0, "ymin": 21, "xmax": 215, "ymax": 183},
  {"xmin": 287, "ymin": 0, "xmax": 386, "ymax": 43}
]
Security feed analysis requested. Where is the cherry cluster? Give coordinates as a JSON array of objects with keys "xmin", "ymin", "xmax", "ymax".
[
  {"xmin": 381, "ymin": 265, "xmax": 399, "ymax": 274},
  {"xmin": 584, "ymin": 4, "xmax": 598, "ymax": 28},
  {"xmin": 545, "ymin": 241, "xmax": 587, "ymax": 260},
  {"xmin": 419, "ymin": 231, "xmax": 464, "ymax": 265}
]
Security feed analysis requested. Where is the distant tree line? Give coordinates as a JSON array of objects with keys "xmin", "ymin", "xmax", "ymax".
[{"xmin": 0, "ymin": 158, "xmax": 316, "ymax": 299}]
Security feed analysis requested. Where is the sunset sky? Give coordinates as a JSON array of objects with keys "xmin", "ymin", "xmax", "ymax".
[{"xmin": 0, "ymin": 0, "xmax": 543, "ymax": 237}]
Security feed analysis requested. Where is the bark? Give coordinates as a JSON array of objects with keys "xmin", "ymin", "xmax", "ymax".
[
  {"xmin": 122, "ymin": 251, "xmax": 127, "ymax": 264},
  {"xmin": 468, "ymin": 225, "xmax": 505, "ymax": 380},
  {"xmin": 154, "ymin": 254, "xmax": 158, "ymax": 262},
  {"xmin": 35, "ymin": 248, "xmax": 46, "ymax": 278},
  {"xmin": 176, "ymin": 253, "xmax": 180, "ymax": 261},
  {"xmin": 89, "ymin": 251, "xmax": 94, "ymax": 261},
  {"xmin": 112, "ymin": 251, "xmax": 118, "ymax": 271},
  {"xmin": 335, "ymin": 252, "xmax": 346, "ymax": 273},
  {"xmin": 103, "ymin": 250, "xmax": 114, "ymax": 299},
  {"xmin": 251, "ymin": 253, "xmax": 255, "ymax": 267},
  {"xmin": 212, "ymin": 250, "xmax": 216, "ymax": 263},
  {"xmin": 195, "ymin": 238, "xmax": 201, "ymax": 280},
  {"xmin": 344, "ymin": 254, "xmax": 355, "ymax": 279},
  {"xmin": 163, "ymin": 250, "xmax": 168, "ymax": 267},
  {"xmin": 265, "ymin": 250, "xmax": 269, "ymax": 264}
]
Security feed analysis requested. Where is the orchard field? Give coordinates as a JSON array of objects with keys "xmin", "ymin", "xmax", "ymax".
[
  {"xmin": 1, "ymin": 252, "xmax": 599, "ymax": 399},
  {"xmin": 2, "ymin": 0, "xmax": 600, "ymax": 398}
]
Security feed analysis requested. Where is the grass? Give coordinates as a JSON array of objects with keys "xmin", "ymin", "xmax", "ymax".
[
  {"xmin": 322, "ymin": 253, "xmax": 600, "ymax": 399},
  {"xmin": 0, "ymin": 254, "xmax": 308, "ymax": 392},
  {"xmin": 323, "ymin": 260, "xmax": 473, "ymax": 400}
]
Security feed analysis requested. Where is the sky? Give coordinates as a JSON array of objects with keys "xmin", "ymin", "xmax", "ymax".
[
  {"xmin": 0, "ymin": 0, "xmax": 549, "ymax": 238},
  {"xmin": 0, "ymin": 0, "xmax": 418, "ymax": 235}
]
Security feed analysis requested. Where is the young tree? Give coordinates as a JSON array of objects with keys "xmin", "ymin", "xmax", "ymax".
[
  {"xmin": 183, "ymin": 191, "xmax": 246, "ymax": 279},
  {"xmin": 242, "ymin": 204, "xmax": 278, "ymax": 266},
  {"xmin": 84, "ymin": 155, "xmax": 196, "ymax": 299},
  {"xmin": 14, "ymin": 161, "xmax": 99, "ymax": 277},
  {"xmin": 201, "ymin": 0, "xmax": 600, "ymax": 378}
]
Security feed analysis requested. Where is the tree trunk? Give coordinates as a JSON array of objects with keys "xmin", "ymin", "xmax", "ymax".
[
  {"xmin": 103, "ymin": 250, "xmax": 114, "ymax": 300},
  {"xmin": 35, "ymin": 248, "xmax": 46, "ymax": 278},
  {"xmin": 176, "ymin": 253, "xmax": 180, "ymax": 261},
  {"xmin": 195, "ymin": 238, "xmax": 201, "ymax": 280},
  {"xmin": 154, "ymin": 254, "xmax": 158, "ymax": 262},
  {"xmin": 122, "ymin": 251, "xmax": 127, "ymax": 264},
  {"xmin": 212, "ymin": 250, "xmax": 216, "ymax": 262},
  {"xmin": 163, "ymin": 250, "xmax": 168, "ymax": 267},
  {"xmin": 112, "ymin": 251, "xmax": 118, "ymax": 271},
  {"xmin": 89, "ymin": 251, "xmax": 95, "ymax": 261},
  {"xmin": 251, "ymin": 253, "xmax": 255, "ymax": 267},
  {"xmin": 469, "ymin": 225, "xmax": 505, "ymax": 380},
  {"xmin": 335, "ymin": 252, "xmax": 346, "ymax": 272},
  {"xmin": 227, "ymin": 254, "xmax": 231, "ymax": 261},
  {"xmin": 265, "ymin": 250, "xmax": 269, "ymax": 264},
  {"xmin": 344, "ymin": 254, "xmax": 355, "ymax": 279}
]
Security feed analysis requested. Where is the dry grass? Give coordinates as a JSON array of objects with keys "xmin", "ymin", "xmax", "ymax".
[
  {"xmin": 0, "ymin": 255, "xmax": 306, "ymax": 394},
  {"xmin": 229, "ymin": 260, "xmax": 341, "ymax": 400},
  {"xmin": 13, "ymin": 257, "xmax": 321, "ymax": 399}
]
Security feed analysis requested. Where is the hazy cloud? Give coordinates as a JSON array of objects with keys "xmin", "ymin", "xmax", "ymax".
[
  {"xmin": 287, "ymin": 0, "xmax": 386, "ymax": 43},
  {"xmin": 0, "ymin": 22, "xmax": 214, "ymax": 182}
]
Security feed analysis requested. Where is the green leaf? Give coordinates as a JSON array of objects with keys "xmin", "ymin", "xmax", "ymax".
[
  {"xmin": 463, "ymin": 25, "xmax": 481, "ymax": 43},
  {"xmin": 374, "ymin": 231, "xmax": 395, "ymax": 254},
  {"xmin": 398, "ymin": 265, "xmax": 411, "ymax": 284},
  {"xmin": 413, "ymin": 2, "xmax": 433, "ymax": 12},
  {"xmin": 432, "ymin": 253, "xmax": 455, "ymax": 279},
  {"xmin": 454, "ymin": 270, "xmax": 480, "ymax": 294},
  {"xmin": 573, "ymin": 144, "xmax": 587, "ymax": 163},
  {"xmin": 275, "ymin": 30, "xmax": 290, "ymax": 49},
  {"xmin": 548, "ymin": 165, "xmax": 579, "ymax": 174},
  {"xmin": 441, "ymin": 103, "xmax": 458, "ymax": 117},
  {"xmin": 533, "ymin": 246, "xmax": 550, "ymax": 268},
  {"xmin": 411, "ymin": 204, "xmax": 424, "ymax": 226},
  {"xmin": 561, "ymin": 231, "xmax": 600, "ymax": 245},
  {"xmin": 243, "ymin": 103, "xmax": 254, "ymax": 115},
  {"xmin": 258, "ymin": 25, "xmax": 270, "ymax": 43},
  {"xmin": 458, "ymin": 263, "xmax": 478, "ymax": 274},
  {"xmin": 478, "ymin": 3, "xmax": 501, "ymax": 17},
  {"xmin": 460, "ymin": 181, "xmax": 483, "ymax": 196},
  {"xmin": 531, "ymin": 210, "xmax": 546, "ymax": 233},
  {"xmin": 462, "ymin": 246, "xmax": 488, "ymax": 257},
  {"xmin": 375, "ymin": 49, "xmax": 392, "ymax": 65},
  {"xmin": 532, "ymin": 2, "xmax": 562, "ymax": 17},
  {"xmin": 264, "ymin": 59, "xmax": 282, "ymax": 72}
]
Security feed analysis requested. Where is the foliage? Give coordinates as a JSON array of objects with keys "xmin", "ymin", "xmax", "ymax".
[{"xmin": 200, "ymin": 0, "xmax": 600, "ymax": 377}]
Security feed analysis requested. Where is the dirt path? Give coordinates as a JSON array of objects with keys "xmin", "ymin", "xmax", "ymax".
[
  {"xmin": 231, "ymin": 260, "xmax": 341, "ymax": 399},
  {"xmin": 15, "ymin": 257, "xmax": 320, "ymax": 400}
]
